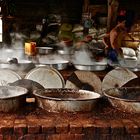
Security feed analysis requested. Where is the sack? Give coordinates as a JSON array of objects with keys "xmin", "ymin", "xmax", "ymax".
[{"xmin": 121, "ymin": 47, "xmax": 136, "ymax": 57}]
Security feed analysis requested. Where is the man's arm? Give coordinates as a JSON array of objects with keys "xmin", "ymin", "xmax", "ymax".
[{"xmin": 102, "ymin": 33, "xmax": 110, "ymax": 48}]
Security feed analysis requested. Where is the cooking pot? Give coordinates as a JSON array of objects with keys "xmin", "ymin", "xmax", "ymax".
[
  {"xmin": 104, "ymin": 87, "xmax": 140, "ymax": 113},
  {"xmin": 74, "ymin": 64, "xmax": 107, "ymax": 71},
  {"xmin": 36, "ymin": 47, "xmax": 53, "ymax": 55},
  {"xmin": 73, "ymin": 61, "xmax": 107, "ymax": 71},
  {"xmin": 33, "ymin": 88, "xmax": 101, "ymax": 112},
  {"xmin": 0, "ymin": 86, "xmax": 28, "ymax": 112},
  {"xmin": 38, "ymin": 59, "xmax": 69, "ymax": 70}
]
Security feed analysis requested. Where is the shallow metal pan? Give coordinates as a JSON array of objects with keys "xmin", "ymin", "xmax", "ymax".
[
  {"xmin": 104, "ymin": 87, "xmax": 140, "ymax": 113},
  {"xmin": 33, "ymin": 88, "xmax": 101, "ymax": 112}
]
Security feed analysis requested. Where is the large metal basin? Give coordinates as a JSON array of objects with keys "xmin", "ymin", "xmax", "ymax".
[
  {"xmin": 0, "ymin": 86, "xmax": 28, "ymax": 112},
  {"xmin": 104, "ymin": 87, "xmax": 140, "ymax": 113},
  {"xmin": 33, "ymin": 89, "xmax": 101, "ymax": 112}
]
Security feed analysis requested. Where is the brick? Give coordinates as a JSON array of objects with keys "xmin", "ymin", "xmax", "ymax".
[
  {"xmin": 0, "ymin": 120, "xmax": 14, "ymax": 126},
  {"xmin": 110, "ymin": 120, "xmax": 125, "ymax": 135},
  {"xmin": 14, "ymin": 119, "xmax": 27, "ymax": 124},
  {"xmin": 3, "ymin": 135, "xmax": 17, "ymax": 140},
  {"xmin": 124, "ymin": 134, "xmax": 133, "ymax": 140},
  {"xmin": 110, "ymin": 134, "xmax": 129, "ymax": 140},
  {"xmin": 0, "ymin": 135, "xmax": 3, "ymax": 140},
  {"xmin": 42, "ymin": 124, "xmax": 55, "ymax": 134},
  {"xmin": 47, "ymin": 134, "xmax": 84, "ymax": 140},
  {"xmin": 0, "ymin": 126, "xmax": 13, "ymax": 135},
  {"xmin": 3, "ymin": 116, "xmax": 16, "ymax": 121},
  {"xmin": 83, "ymin": 124, "xmax": 96, "ymax": 140},
  {"xmin": 131, "ymin": 135, "xmax": 140, "ymax": 140},
  {"xmin": 100, "ymin": 134, "xmax": 111, "ymax": 140},
  {"xmin": 47, "ymin": 134, "xmax": 61, "ymax": 140},
  {"xmin": 0, "ymin": 119, "xmax": 14, "ymax": 135},
  {"xmin": 72, "ymin": 134, "xmax": 84, "ymax": 140},
  {"xmin": 122, "ymin": 119, "xmax": 139, "ymax": 134},
  {"xmin": 70, "ymin": 123, "xmax": 83, "ymax": 134},
  {"xmin": 132, "ymin": 118, "xmax": 140, "ymax": 128},
  {"xmin": 14, "ymin": 124, "xmax": 27, "ymax": 136},
  {"xmin": 93, "ymin": 119, "xmax": 110, "ymax": 134},
  {"xmin": 55, "ymin": 123, "xmax": 69, "ymax": 134},
  {"xmin": 18, "ymin": 134, "xmax": 36, "ymax": 140},
  {"xmin": 28, "ymin": 125, "xmax": 41, "ymax": 134},
  {"xmin": 34, "ymin": 134, "xmax": 47, "ymax": 140}
]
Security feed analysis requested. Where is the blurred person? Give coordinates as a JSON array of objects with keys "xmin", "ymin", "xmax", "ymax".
[{"xmin": 103, "ymin": 16, "xmax": 134, "ymax": 62}]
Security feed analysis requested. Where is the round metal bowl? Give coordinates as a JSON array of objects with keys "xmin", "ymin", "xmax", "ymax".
[
  {"xmin": 33, "ymin": 88, "xmax": 101, "ymax": 112},
  {"xmin": 0, "ymin": 86, "xmax": 28, "ymax": 112},
  {"xmin": 104, "ymin": 87, "xmax": 140, "ymax": 113}
]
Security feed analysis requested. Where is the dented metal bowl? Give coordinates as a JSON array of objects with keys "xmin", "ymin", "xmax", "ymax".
[
  {"xmin": 33, "ymin": 88, "xmax": 101, "ymax": 112},
  {"xmin": 104, "ymin": 87, "xmax": 140, "ymax": 113}
]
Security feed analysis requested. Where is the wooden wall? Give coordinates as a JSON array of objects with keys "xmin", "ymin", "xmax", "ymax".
[{"xmin": 11, "ymin": 0, "xmax": 83, "ymax": 23}]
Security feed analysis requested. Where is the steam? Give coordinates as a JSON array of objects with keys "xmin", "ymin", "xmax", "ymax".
[
  {"xmin": 38, "ymin": 54, "xmax": 69, "ymax": 64},
  {"xmin": 0, "ymin": 30, "xmax": 30, "ymax": 61},
  {"xmin": 72, "ymin": 45, "xmax": 107, "ymax": 65},
  {"xmin": 0, "ymin": 48, "xmax": 25, "ymax": 61},
  {"xmin": 73, "ymin": 50, "xmax": 93, "ymax": 65},
  {"xmin": 10, "ymin": 32, "xmax": 28, "ymax": 49}
]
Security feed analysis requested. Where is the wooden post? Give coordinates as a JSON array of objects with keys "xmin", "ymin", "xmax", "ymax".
[
  {"xmin": 107, "ymin": 0, "xmax": 119, "ymax": 32},
  {"xmin": 83, "ymin": 0, "xmax": 89, "ymax": 13}
]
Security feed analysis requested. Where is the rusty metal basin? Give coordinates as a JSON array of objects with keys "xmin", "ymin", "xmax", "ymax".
[
  {"xmin": 104, "ymin": 87, "xmax": 140, "ymax": 113},
  {"xmin": 33, "ymin": 89, "xmax": 101, "ymax": 112}
]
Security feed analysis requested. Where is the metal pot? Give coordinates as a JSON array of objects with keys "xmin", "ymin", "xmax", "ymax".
[
  {"xmin": 38, "ymin": 60, "xmax": 69, "ymax": 70},
  {"xmin": 73, "ymin": 63, "xmax": 107, "ymax": 71},
  {"xmin": 33, "ymin": 88, "xmax": 101, "ymax": 112},
  {"xmin": 36, "ymin": 47, "xmax": 53, "ymax": 55},
  {"xmin": 103, "ymin": 87, "xmax": 140, "ymax": 113},
  {"xmin": 0, "ymin": 86, "xmax": 28, "ymax": 112},
  {"xmin": 57, "ymin": 49, "xmax": 74, "ymax": 55}
]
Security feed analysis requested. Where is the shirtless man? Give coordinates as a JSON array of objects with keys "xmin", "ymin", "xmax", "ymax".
[{"xmin": 103, "ymin": 16, "xmax": 134, "ymax": 62}]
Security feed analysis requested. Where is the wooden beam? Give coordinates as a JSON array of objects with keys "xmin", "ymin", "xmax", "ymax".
[
  {"xmin": 83, "ymin": 0, "xmax": 89, "ymax": 13},
  {"xmin": 107, "ymin": 0, "xmax": 119, "ymax": 32}
]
